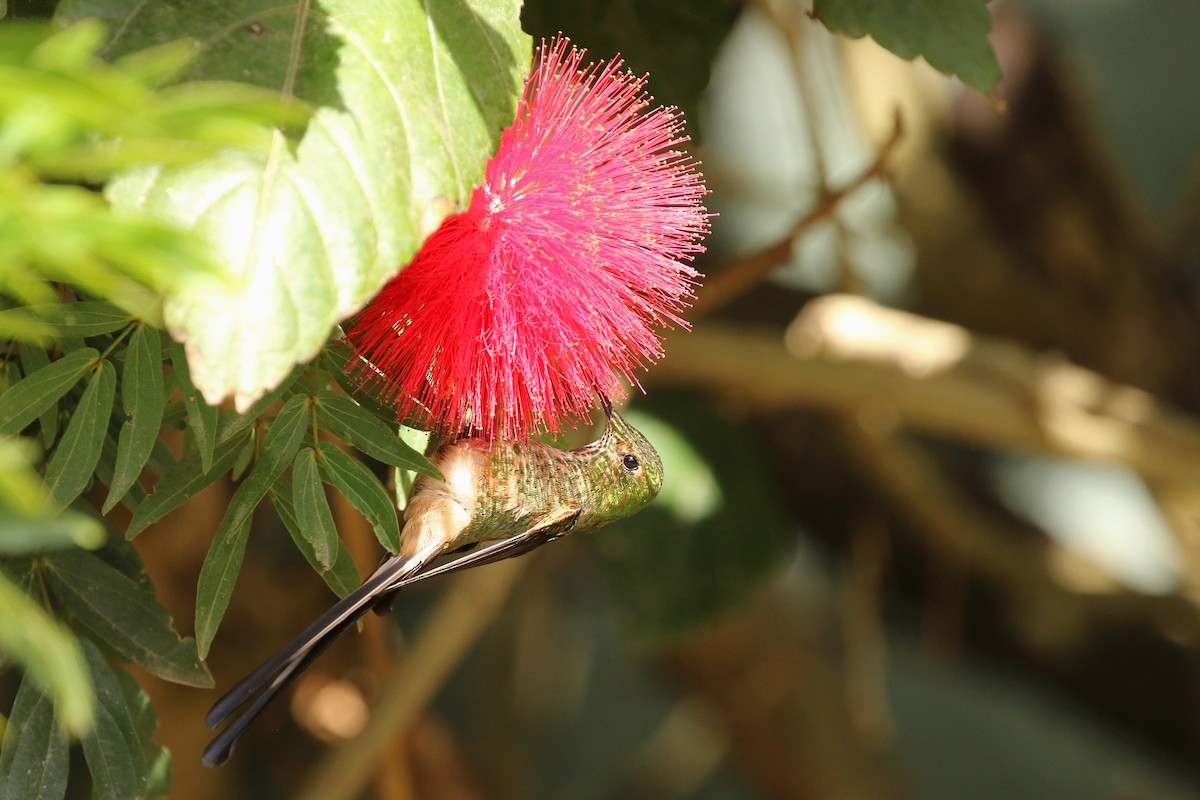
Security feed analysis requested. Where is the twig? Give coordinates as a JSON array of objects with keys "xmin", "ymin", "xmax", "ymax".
[
  {"xmin": 690, "ymin": 114, "xmax": 904, "ymax": 319},
  {"xmin": 654, "ymin": 295, "xmax": 1200, "ymax": 491}
]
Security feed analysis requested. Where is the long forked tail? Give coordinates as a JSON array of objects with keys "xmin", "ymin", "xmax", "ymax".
[{"xmin": 201, "ymin": 552, "xmax": 428, "ymax": 767}]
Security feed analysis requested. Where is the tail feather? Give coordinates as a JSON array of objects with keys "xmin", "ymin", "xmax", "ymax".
[{"xmin": 202, "ymin": 551, "xmax": 431, "ymax": 765}]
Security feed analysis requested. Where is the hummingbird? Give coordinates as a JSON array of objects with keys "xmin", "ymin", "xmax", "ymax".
[{"xmin": 202, "ymin": 399, "xmax": 663, "ymax": 766}]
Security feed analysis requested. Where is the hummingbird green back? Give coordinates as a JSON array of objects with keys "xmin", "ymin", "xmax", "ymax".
[{"xmin": 203, "ymin": 404, "xmax": 662, "ymax": 767}]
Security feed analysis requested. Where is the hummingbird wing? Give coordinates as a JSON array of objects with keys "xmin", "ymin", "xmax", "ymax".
[
  {"xmin": 407, "ymin": 505, "xmax": 581, "ymax": 583},
  {"xmin": 202, "ymin": 505, "xmax": 582, "ymax": 767}
]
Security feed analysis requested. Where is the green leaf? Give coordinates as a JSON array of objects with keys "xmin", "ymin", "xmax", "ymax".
[
  {"xmin": 79, "ymin": 640, "xmax": 143, "ymax": 800},
  {"xmin": 112, "ymin": 668, "xmax": 171, "ymax": 799},
  {"xmin": 0, "ymin": 568, "xmax": 94, "ymax": 735},
  {"xmin": 0, "ymin": 511, "xmax": 105, "ymax": 554},
  {"xmin": 16, "ymin": 344, "xmax": 59, "ymax": 448},
  {"xmin": 95, "ymin": 432, "xmax": 147, "ymax": 513},
  {"xmin": 43, "ymin": 549, "xmax": 212, "ymax": 687},
  {"xmin": 0, "ymin": 677, "xmax": 69, "ymax": 800},
  {"xmin": 210, "ymin": 361, "xmax": 304, "ymax": 445},
  {"xmin": 318, "ymin": 441, "xmax": 401, "ymax": 552},
  {"xmin": 193, "ymin": 511, "xmax": 251, "ymax": 662},
  {"xmin": 0, "ymin": 347, "xmax": 96, "ymax": 436},
  {"xmin": 125, "ymin": 433, "xmax": 243, "ymax": 539},
  {"xmin": 813, "ymin": 0, "xmax": 1001, "ymax": 94},
  {"xmin": 91, "ymin": 525, "xmax": 154, "ymax": 590},
  {"xmin": 0, "ymin": 301, "xmax": 134, "ymax": 337},
  {"xmin": 292, "ymin": 447, "xmax": 338, "ymax": 570},
  {"xmin": 195, "ymin": 394, "xmax": 310, "ymax": 656},
  {"xmin": 65, "ymin": 0, "xmax": 530, "ymax": 413},
  {"xmin": 270, "ymin": 482, "xmax": 361, "ymax": 599},
  {"xmin": 43, "ymin": 360, "xmax": 116, "ymax": 514},
  {"xmin": 170, "ymin": 341, "xmax": 216, "ymax": 474},
  {"xmin": 592, "ymin": 398, "xmax": 792, "ymax": 647},
  {"xmin": 521, "ymin": 0, "xmax": 732, "ymax": 135},
  {"xmin": 105, "ymin": 325, "xmax": 165, "ymax": 513},
  {"xmin": 315, "ymin": 391, "xmax": 441, "ymax": 478}
]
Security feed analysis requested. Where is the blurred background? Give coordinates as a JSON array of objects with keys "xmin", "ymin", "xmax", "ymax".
[{"xmin": 75, "ymin": 0, "xmax": 1200, "ymax": 797}]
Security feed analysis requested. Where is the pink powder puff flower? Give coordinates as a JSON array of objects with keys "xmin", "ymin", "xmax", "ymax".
[{"xmin": 344, "ymin": 36, "xmax": 709, "ymax": 440}]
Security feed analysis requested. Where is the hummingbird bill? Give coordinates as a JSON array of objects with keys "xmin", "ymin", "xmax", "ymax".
[{"xmin": 202, "ymin": 401, "xmax": 663, "ymax": 767}]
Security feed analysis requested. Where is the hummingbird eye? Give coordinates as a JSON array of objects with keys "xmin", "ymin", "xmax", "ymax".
[{"xmin": 621, "ymin": 453, "xmax": 640, "ymax": 472}]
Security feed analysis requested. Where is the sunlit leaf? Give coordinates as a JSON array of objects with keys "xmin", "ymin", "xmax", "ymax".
[{"xmin": 62, "ymin": 0, "xmax": 530, "ymax": 411}]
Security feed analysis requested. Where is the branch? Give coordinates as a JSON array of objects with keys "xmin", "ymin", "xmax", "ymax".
[
  {"xmin": 656, "ymin": 295, "xmax": 1200, "ymax": 491},
  {"xmin": 690, "ymin": 114, "xmax": 904, "ymax": 319}
]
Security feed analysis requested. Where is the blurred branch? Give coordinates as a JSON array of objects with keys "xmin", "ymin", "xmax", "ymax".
[
  {"xmin": 298, "ymin": 558, "xmax": 528, "ymax": 800},
  {"xmin": 659, "ymin": 295, "xmax": 1200, "ymax": 491},
  {"xmin": 840, "ymin": 421, "xmax": 1200, "ymax": 645},
  {"xmin": 661, "ymin": 587, "xmax": 912, "ymax": 800},
  {"xmin": 691, "ymin": 116, "xmax": 904, "ymax": 319}
]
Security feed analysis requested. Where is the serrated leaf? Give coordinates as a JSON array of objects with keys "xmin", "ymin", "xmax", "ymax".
[
  {"xmin": 125, "ymin": 433, "xmax": 243, "ymax": 538},
  {"xmin": 195, "ymin": 394, "xmax": 310, "ymax": 656},
  {"xmin": 0, "ymin": 301, "xmax": 133, "ymax": 337},
  {"xmin": 270, "ymin": 482, "xmax": 361, "ymax": 598},
  {"xmin": 292, "ymin": 447, "xmax": 338, "ymax": 570},
  {"xmin": 0, "ymin": 347, "xmax": 96, "ymax": 436},
  {"xmin": 0, "ymin": 569, "xmax": 94, "ymax": 735},
  {"xmin": 521, "ymin": 0, "xmax": 732, "ymax": 135},
  {"xmin": 92, "ymin": 524, "xmax": 155, "ymax": 590},
  {"xmin": 592, "ymin": 399, "xmax": 791, "ymax": 647},
  {"xmin": 43, "ymin": 549, "xmax": 212, "ymax": 687},
  {"xmin": 813, "ymin": 0, "xmax": 1001, "ymax": 94},
  {"xmin": 315, "ymin": 391, "xmax": 441, "ymax": 478},
  {"xmin": 16, "ymin": 344, "xmax": 59, "ymax": 447},
  {"xmin": 112, "ymin": 667, "xmax": 171, "ymax": 799},
  {"xmin": 44, "ymin": 360, "xmax": 116, "ymax": 514},
  {"xmin": 169, "ymin": 341, "xmax": 216, "ymax": 474},
  {"xmin": 62, "ymin": 0, "xmax": 530, "ymax": 413},
  {"xmin": 318, "ymin": 441, "xmax": 400, "ymax": 552},
  {"xmin": 0, "ymin": 677, "xmax": 69, "ymax": 800},
  {"xmin": 79, "ymin": 640, "xmax": 143, "ymax": 800},
  {"xmin": 105, "ymin": 325, "xmax": 165, "ymax": 512}
]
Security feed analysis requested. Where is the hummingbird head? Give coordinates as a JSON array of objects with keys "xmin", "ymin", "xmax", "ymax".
[{"xmin": 587, "ymin": 399, "xmax": 663, "ymax": 525}]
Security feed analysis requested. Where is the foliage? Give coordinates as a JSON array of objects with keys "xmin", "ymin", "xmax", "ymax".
[
  {"xmin": 813, "ymin": 0, "xmax": 1001, "ymax": 93},
  {"xmin": 0, "ymin": 16, "xmax": 442, "ymax": 799},
  {"xmin": 56, "ymin": 0, "xmax": 530, "ymax": 415},
  {"xmin": 0, "ymin": 1, "xmax": 1006, "ymax": 798}
]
